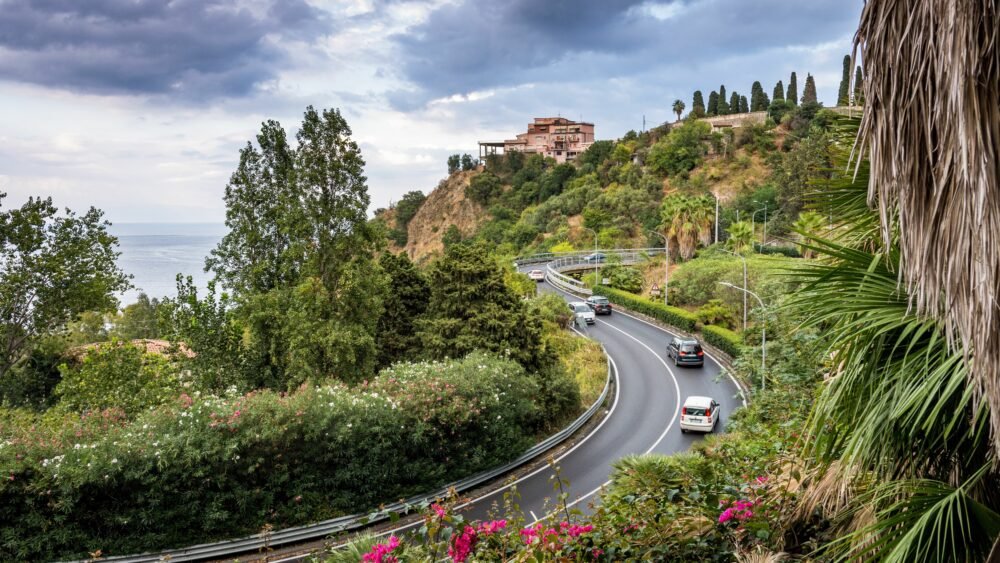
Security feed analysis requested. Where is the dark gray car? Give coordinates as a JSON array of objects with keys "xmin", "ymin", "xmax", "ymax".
[{"xmin": 666, "ymin": 336, "xmax": 704, "ymax": 367}]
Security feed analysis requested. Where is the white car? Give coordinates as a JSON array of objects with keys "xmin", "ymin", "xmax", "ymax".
[
  {"xmin": 528, "ymin": 269, "xmax": 545, "ymax": 282},
  {"xmin": 679, "ymin": 396, "xmax": 720, "ymax": 433},
  {"xmin": 568, "ymin": 301, "xmax": 596, "ymax": 325}
]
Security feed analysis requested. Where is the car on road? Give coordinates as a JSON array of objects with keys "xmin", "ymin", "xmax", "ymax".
[
  {"xmin": 666, "ymin": 336, "xmax": 704, "ymax": 367},
  {"xmin": 528, "ymin": 269, "xmax": 545, "ymax": 282},
  {"xmin": 679, "ymin": 396, "xmax": 720, "ymax": 433},
  {"xmin": 568, "ymin": 301, "xmax": 596, "ymax": 325},
  {"xmin": 582, "ymin": 252, "xmax": 606, "ymax": 263},
  {"xmin": 585, "ymin": 295, "xmax": 612, "ymax": 315}
]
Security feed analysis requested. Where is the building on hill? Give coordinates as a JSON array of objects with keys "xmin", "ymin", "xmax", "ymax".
[{"xmin": 479, "ymin": 117, "xmax": 595, "ymax": 163}]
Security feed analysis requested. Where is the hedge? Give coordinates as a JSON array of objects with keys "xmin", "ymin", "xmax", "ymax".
[
  {"xmin": 0, "ymin": 352, "xmax": 539, "ymax": 561},
  {"xmin": 593, "ymin": 285, "xmax": 698, "ymax": 332},
  {"xmin": 702, "ymin": 324, "xmax": 744, "ymax": 358},
  {"xmin": 755, "ymin": 244, "xmax": 801, "ymax": 258}
]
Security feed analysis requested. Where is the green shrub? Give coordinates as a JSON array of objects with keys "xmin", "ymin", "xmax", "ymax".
[
  {"xmin": 0, "ymin": 352, "xmax": 539, "ymax": 560},
  {"xmin": 756, "ymin": 244, "xmax": 801, "ymax": 257},
  {"xmin": 695, "ymin": 299, "xmax": 737, "ymax": 330},
  {"xmin": 55, "ymin": 342, "xmax": 185, "ymax": 417},
  {"xmin": 702, "ymin": 324, "xmax": 743, "ymax": 358},
  {"xmin": 593, "ymin": 285, "xmax": 697, "ymax": 332},
  {"xmin": 602, "ymin": 266, "xmax": 644, "ymax": 293}
]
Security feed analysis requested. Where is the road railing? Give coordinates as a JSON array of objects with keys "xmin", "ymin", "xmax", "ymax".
[{"xmin": 514, "ymin": 249, "xmax": 663, "ymax": 297}]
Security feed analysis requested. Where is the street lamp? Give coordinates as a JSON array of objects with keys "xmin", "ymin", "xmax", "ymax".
[
  {"xmin": 583, "ymin": 227, "xmax": 599, "ymax": 286},
  {"xmin": 719, "ymin": 282, "xmax": 767, "ymax": 389},
  {"xmin": 648, "ymin": 230, "xmax": 669, "ymax": 306},
  {"xmin": 752, "ymin": 203, "xmax": 768, "ymax": 250},
  {"xmin": 718, "ymin": 248, "xmax": 748, "ymax": 331}
]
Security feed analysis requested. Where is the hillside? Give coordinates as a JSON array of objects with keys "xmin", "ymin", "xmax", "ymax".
[{"xmin": 379, "ymin": 102, "xmax": 836, "ymax": 267}]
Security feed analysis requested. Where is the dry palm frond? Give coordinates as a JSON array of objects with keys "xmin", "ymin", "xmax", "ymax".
[
  {"xmin": 854, "ymin": 1, "xmax": 1000, "ymax": 453},
  {"xmin": 734, "ymin": 546, "xmax": 789, "ymax": 563},
  {"xmin": 791, "ymin": 460, "xmax": 867, "ymax": 525}
]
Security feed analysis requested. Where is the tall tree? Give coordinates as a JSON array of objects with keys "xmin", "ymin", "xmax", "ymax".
[
  {"xmin": 837, "ymin": 55, "xmax": 852, "ymax": 105},
  {"xmin": 786, "ymin": 72, "xmax": 798, "ymax": 106},
  {"xmin": 671, "ymin": 99, "xmax": 685, "ymax": 121},
  {"xmin": 0, "ymin": 195, "xmax": 130, "ymax": 380},
  {"xmin": 447, "ymin": 154, "xmax": 460, "ymax": 174},
  {"xmin": 740, "ymin": 95, "xmax": 750, "ymax": 113},
  {"xmin": 418, "ymin": 242, "xmax": 546, "ymax": 371},
  {"xmin": 853, "ymin": 66, "xmax": 863, "ymax": 105},
  {"xmin": 801, "ymin": 73, "xmax": 818, "ymax": 104},
  {"xmin": 728, "ymin": 92, "xmax": 740, "ymax": 115},
  {"xmin": 707, "ymin": 90, "xmax": 720, "ymax": 116},
  {"xmin": 375, "ymin": 252, "xmax": 430, "ymax": 369},
  {"xmin": 206, "ymin": 106, "xmax": 387, "ymax": 386},
  {"xmin": 691, "ymin": 90, "xmax": 706, "ymax": 117},
  {"xmin": 749, "ymin": 81, "xmax": 763, "ymax": 111},
  {"xmin": 773, "ymin": 80, "xmax": 785, "ymax": 102},
  {"xmin": 718, "ymin": 85, "xmax": 729, "ymax": 114}
]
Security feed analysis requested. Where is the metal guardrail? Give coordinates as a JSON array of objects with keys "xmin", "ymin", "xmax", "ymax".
[
  {"xmin": 89, "ymin": 340, "xmax": 615, "ymax": 563},
  {"xmin": 515, "ymin": 249, "xmax": 661, "ymax": 296}
]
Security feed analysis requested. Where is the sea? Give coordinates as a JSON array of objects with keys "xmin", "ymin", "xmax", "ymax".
[{"xmin": 109, "ymin": 223, "xmax": 226, "ymax": 305}]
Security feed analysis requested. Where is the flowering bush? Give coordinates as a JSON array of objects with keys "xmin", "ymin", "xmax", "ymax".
[{"xmin": 0, "ymin": 352, "xmax": 540, "ymax": 560}]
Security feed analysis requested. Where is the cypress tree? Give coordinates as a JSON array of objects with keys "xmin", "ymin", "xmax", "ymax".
[
  {"xmin": 718, "ymin": 85, "xmax": 729, "ymax": 114},
  {"xmin": 837, "ymin": 55, "xmax": 851, "ymax": 105},
  {"xmin": 853, "ymin": 66, "xmax": 863, "ymax": 105},
  {"xmin": 787, "ymin": 72, "xmax": 798, "ymax": 106},
  {"xmin": 739, "ymin": 95, "xmax": 749, "ymax": 114},
  {"xmin": 692, "ymin": 90, "xmax": 706, "ymax": 116},
  {"xmin": 773, "ymin": 80, "xmax": 785, "ymax": 102},
  {"xmin": 750, "ymin": 81, "xmax": 768, "ymax": 111},
  {"xmin": 802, "ymin": 73, "xmax": 818, "ymax": 104},
  {"xmin": 729, "ymin": 92, "xmax": 740, "ymax": 114},
  {"xmin": 707, "ymin": 91, "xmax": 719, "ymax": 116}
]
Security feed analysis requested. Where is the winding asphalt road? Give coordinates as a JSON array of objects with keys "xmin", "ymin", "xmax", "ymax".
[{"xmin": 453, "ymin": 270, "xmax": 745, "ymax": 523}]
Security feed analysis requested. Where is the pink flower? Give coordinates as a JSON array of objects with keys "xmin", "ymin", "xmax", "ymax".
[
  {"xmin": 431, "ymin": 503, "xmax": 447, "ymax": 519},
  {"xmin": 592, "ymin": 548, "xmax": 605, "ymax": 559},
  {"xmin": 477, "ymin": 519, "xmax": 507, "ymax": 535},
  {"xmin": 718, "ymin": 508, "xmax": 735, "ymax": 523},
  {"xmin": 566, "ymin": 524, "xmax": 594, "ymax": 538},
  {"xmin": 362, "ymin": 536, "xmax": 400, "ymax": 563},
  {"xmin": 756, "ymin": 475, "xmax": 769, "ymax": 484},
  {"xmin": 449, "ymin": 526, "xmax": 478, "ymax": 562}
]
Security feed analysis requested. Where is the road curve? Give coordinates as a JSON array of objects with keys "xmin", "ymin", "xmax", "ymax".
[
  {"xmin": 453, "ymin": 272, "xmax": 744, "ymax": 522},
  {"xmin": 267, "ymin": 268, "xmax": 744, "ymax": 562}
]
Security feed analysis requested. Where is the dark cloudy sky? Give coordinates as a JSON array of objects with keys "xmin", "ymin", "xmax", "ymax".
[{"xmin": 0, "ymin": 0, "xmax": 863, "ymax": 222}]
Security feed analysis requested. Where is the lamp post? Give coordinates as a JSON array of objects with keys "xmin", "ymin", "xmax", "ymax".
[
  {"xmin": 752, "ymin": 204, "xmax": 768, "ymax": 250},
  {"xmin": 718, "ymin": 248, "xmax": 748, "ymax": 331},
  {"xmin": 648, "ymin": 230, "xmax": 669, "ymax": 306},
  {"xmin": 583, "ymin": 227, "xmax": 599, "ymax": 286},
  {"xmin": 719, "ymin": 282, "xmax": 767, "ymax": 389}
]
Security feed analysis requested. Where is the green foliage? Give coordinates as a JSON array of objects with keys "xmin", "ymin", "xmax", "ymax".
[
  {"xmin": 0, "ymin": 337, "xmax": 68, "ymax": 409},
  {"xmin": 114, "ymin": 294, "xmax": 165, "ymax": 340},
  {"xmin": 773, "ymin": 80, "xmax": 785, "ymax": 102},
  {"xmin": 393, "ymin": 190, "xmax": 426, "ymax": 241},
  {"xmin": 695, "ymin": 299, "xmax": 737, "ymax": 330},
  {"xmin": 55, "ymin": 341, "xmax": 183, "ymax": 417},
  {"xmin": 726, "ymin": 221, "xmax": 754, "ymax": 253},
  {"xmin": 592, "ymin": 285, "xmax": 697, "ymax": 332},
  {"xmin": 672, "ymin": 98, "xmax": 685, "ymax": 120},
  {"xmin": 787, "ymin": 71, "xmax": 798, "ymax": 106},
  {"xmin": 375, "ymin": 253, "xmax": 430, "ymax": 370},
  {"xmin": 718, "ymin": 84, "xmax": 729, "ymax": 114},
  {"xmin": 0, "ymin": 194, "xmax": 130, "ymax": 380},
  {"xmin": 647, "ymin": 120, "xmax": 712, "ymax": 177},
  {"xmin": 707, "ymin": 90, "xmax": 719, "ymax": 116},
  {"xmin": 601, "ymin": 266, "xmax": 644, "ymax": 293},
  {"xmin": 577, "ymin": 140, "xmax": 614, "ymax": 169},
  {"xmin": 419, "ymin": 242, "xmax": 548, "ymax": 373},
  {"xmin": 441, "ymin": 224, "xmax": 463, "ymax": 249},
  {"xmin": 447, "ymin": 154, "xmax": 460, "ymax": 174},
  {"xmin": 801, "ymin": 73, "xmax": 818, "ymax": 104},
  {"xmin": 691, "ymin": 90, "xmax": 706, "ymax": 117},
  {"xmin": 755, "ymin": 244, "xmax": 801, "ymax": 258},
  {"xmin": 460, "ymin": 153, "xmax": 476, "ymax": 171},
  {"xmin": 0, "ymin": 353, "xmax": 540, "ymax": 560},
  {"xmin": 466, "ymin": 172, "xmax": 503, "ymax": 205},
  {"xmin": 661, "ymin": 193, "xmax": 715, "ymax": 260},
  {"xmin": 701, "ymin": 324, "xmax": 743, "ymax": 358},
  {"xmin": 837, "ymin": 55, "xmax": 852, "ymax": 106}
]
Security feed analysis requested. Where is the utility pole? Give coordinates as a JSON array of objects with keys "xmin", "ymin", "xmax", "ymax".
[
  {"xmin": 649, "ymin": 231, "xmax": 669, "ymax": 306},
  {"xmin": 719, "ymin": 282, "xmax": 767, "ymax": 389}
]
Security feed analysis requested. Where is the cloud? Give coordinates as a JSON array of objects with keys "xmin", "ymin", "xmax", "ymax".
[
  {"xmin": 388, "ymin": 0, "xmax": 860, "ymax": 108},
  {"xmin": 0, "ymin": 0, "xmax": 330, "ymax": 99}
]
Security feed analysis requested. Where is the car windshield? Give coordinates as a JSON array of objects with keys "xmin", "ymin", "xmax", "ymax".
[
  {"xmin": 685, "ymin": 406, "xmax": 707, "ymax": 416},
  {"xmin": 573, "ymin": 304, "xmax": 591, "ymax": 312}
]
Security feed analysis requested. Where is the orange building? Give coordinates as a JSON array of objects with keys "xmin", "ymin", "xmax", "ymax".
[{"xmin": 479, "ymin": 117, "xmax": 595, "ymax": 163}]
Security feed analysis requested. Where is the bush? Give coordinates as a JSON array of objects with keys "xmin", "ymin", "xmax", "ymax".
[
  {"xmin": 756, "ymin": 244, "xmax": 801, "ymax": 257},
  {"xmin": 702, "ymin": 324, "xmax": 743, "ymax": 358},
  {"xmin": 695, "ymin": 299, "xmax": 737, "ymax": 330},
  {"xmin": 0, "ymin": 352, "xmax": 540, "ymax": 560},
  {"xmin": 593, "ymin": 285, "xmax": 697, "ymax": 332},
  {"xmin": 602, "ymin": 266, "xmax": 644, "ymax": 293},
  {"xmin": 55, "ymin": 342, "xmax": 185, "ymax": 417}
]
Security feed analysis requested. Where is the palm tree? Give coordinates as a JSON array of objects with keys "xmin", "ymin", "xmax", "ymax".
[
  {"xmin": 725, "ymin": 221, "xmax": 753, "ymax": 254},
  {"xmin": 661, "ymin": 194, "xmax": 713, "ymax": 259},
  {"xmin": 787, "ymin": 117, "xmax": 1000, "ymax": 562},
  {"xmin": 791, "ymin": 211, "xmax": 825, "ymax": 258},
  {"xmin": 672, "ymin": 99, "xmax": 685, "ymax": 122}
]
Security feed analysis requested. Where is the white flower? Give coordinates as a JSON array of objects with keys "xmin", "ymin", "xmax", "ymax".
[{"xmin": 111, "ymin": 458, "xmax": 118, "ymax": 464}]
